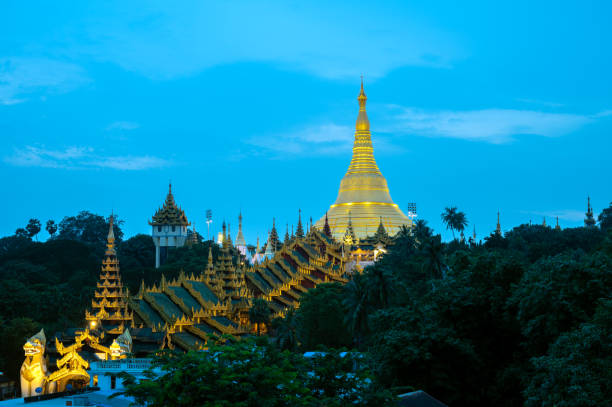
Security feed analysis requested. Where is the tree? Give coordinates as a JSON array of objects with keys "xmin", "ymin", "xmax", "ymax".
[
  {"xmin": 45, "ymin": 219, "xmax": 57, "ymax": 237},
  {"xmin": 249, "ymin": 298, "xmax": 271, "ymax": 336},
  {"xmin": 57, "ymin": 211, "xmax": 124, "ymax": 247},
  {"xmin": 25, "ymin": 219, "xmax": 42, "ymax": 241},
  {"xmin": 14, "ymin": 228, "xmax": 29, "ymax": 239},
  {"xmin": 524, "ymin": 300, "xmax": 612, "ymax": 407},
  {"xmin": 441, "ymin": 207, "xmax": 468, "ymax": 240},
  {"xmin": 599, "ymin": 202, "xmax": 612, "ymax": 232},
  {"xmin": 343, "ymin": 273, "xmax": 371, "ymax": 348},
  {"xmin": 113, "ymin": 337, "xmax": 393, "ymax": 407},
  {"xmin": 113, "ymin": 337, "xmax": 313, "ymax": 406},
  {"xmin": 296, "ymin": 283, "xmax": 352, "ymax": 349},
  {"xmin": 510, "ymin": 252, "xmax": 612, "ymax": 355},
  {"xmin": 272, "ymin": 308, "xmax": 298, "ymax": 351}
]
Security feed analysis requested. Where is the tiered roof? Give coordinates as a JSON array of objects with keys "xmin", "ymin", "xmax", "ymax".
[
  {"xmin": 149, "ymin": 183, "xmax": 190, "ymax": 226},
  {"xmin": 85, "ymin": 214, "xmax": 132, "ymax": 335},
  {"xmin": 246, "ymin": 228, "xmax": 346, "ymax": 317}
]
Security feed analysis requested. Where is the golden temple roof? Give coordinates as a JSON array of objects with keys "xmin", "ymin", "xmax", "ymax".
[{"xmin": 149, "ymin": 183, "xmax": 190, "ymax": 226}]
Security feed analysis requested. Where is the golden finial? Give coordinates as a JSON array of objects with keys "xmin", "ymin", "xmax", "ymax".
[{"xmin": 356, "ymin": 76, "xmax": 369, "ymax": 131}]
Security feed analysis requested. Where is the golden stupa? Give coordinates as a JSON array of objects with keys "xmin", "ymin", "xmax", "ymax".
[{"xmin": 315, "ymin": 80, "xmax": 412, "ymax": 240}]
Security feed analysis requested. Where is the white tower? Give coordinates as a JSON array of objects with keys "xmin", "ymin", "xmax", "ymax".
[{"xmin": 149, "ymin": 183, "xmax": 190, "ymax": 268}]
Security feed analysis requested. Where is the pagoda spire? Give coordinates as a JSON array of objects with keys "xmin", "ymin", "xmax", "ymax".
[
  {"xmin": 208, "ymin": 245, "xmax": 214, "ymax": 267},
  {"xmin": 313, "ymin": 78, "xmax": 411, "ymax": 239},
  {"xmin": 585, "ymin": 196, "xmax": 596, "ymax": 227},
  {"xmin": 284, "ymin": 223, "xmax": 290, "ymax": 244},
  {"xmin": 296, "ymin": 209, "xmax": 305, "ymax": 238},
  {"xmin": 235, "ymin": 211, "xmax": 246, "ymax": 247},
  {"xmin": 542, "ymin": 217, "xmax": 547, "ymax": 227},
  {"xmin": 495, "ymin": 211, "xmax": 502, "ymax": 236},
  {"xmin": 106, "ymin": 212, "xmax": 116, "ymax": 255},
  {"xmin": 269, "ymin": 218, "xmax": 279, "ymax": 251},
  {"xmin": 343, "ymin": 211, "xmax": 357, "ymax": 245},
  {"xmin": 555, "ymin": 216, "xmax": 561, "ymax": 231},
  {"xmin": 323, "ymin": 212, "xmax": 332, "ymax": 237}
]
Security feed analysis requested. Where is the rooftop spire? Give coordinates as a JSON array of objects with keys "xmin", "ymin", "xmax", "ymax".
[
  {"xmin": 323, "ymin": 212, "xmax": 332, "ymax": 237},
  {"xmin": 555, "ymin": 216, "xmax": 561, "ymax": 231},
  {"xmin": 496, "ymin": 211, "xmax": 502, "ymax": 236},
  {"xmin": 585, "ymin": 196, "xmax": 596, "ymax": 227},
  {"xmin": 106, "ymin": 212, "xmax": 116, "ymax": 255},
  {"xmin": 296, "ymin": 209, "xmax": 305, "ymax": 238}
]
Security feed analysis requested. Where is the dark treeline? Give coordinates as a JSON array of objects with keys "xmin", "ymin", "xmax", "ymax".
[
  {"xmin": 270, "ymin": 204, "xmax": 612, "ymax": 406},
  {"xmin": 1, "ymin": 205, "xmax": 611, "ymax": 406}
]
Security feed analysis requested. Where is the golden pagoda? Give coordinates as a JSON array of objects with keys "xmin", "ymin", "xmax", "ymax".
[
  {"xmin": 315, "ymin": 79, "xmax": 412, "ymax": 239},
  {"xmin": 85, "ymin": 214, "xmax": 132, "ymax": 334}
]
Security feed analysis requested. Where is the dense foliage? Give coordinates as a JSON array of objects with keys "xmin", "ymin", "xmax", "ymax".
[
  {"xmin": 113, "ymin": 336, "xmax": 393, "ymax": 406},
  {"xmin": 273, "ymin": 205, "xmax": 612, "ymax": 406},
  {"xmin": 1, "ymin": 203, "xmax": 611, "ymax": 406}
]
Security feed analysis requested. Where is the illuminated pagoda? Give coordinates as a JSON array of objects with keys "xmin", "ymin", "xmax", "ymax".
[
  {"xmin": 314, "ymin": 79, "xmax": 412, "ymax": 239},
  {"xmin": 85, "ymin": 214, "xmax": 132, "ymax": 335},
  {"xmin": 150, "ymin": 183, "xmax": 191, "ymax": 268}
]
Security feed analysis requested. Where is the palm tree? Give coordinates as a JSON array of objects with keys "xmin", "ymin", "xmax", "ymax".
[
  {"xmin": 273, "ymin": 308, "xmax": 298, "ymax": 351},
  {"xmin": 441, "ymin": 207, "xmax": 468, "ymax": 240},
  {"xmin": 249, "ymin": 298, "xmax": 271, "ymax": 336},
  {"xmin": 343, "ymin": 273, "xmax": 370, "ymax": 349},
  {"xmin": 423, "ymin": 234, "xmax": 445, "ymax": 280},
  {"xmin": 368, "ymin": 266, "xmax": 395, "ymax": 309}
]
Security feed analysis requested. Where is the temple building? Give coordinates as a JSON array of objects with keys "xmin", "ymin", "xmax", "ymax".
[
  {"xmin": 314, "ymin": 80, "xmax": 412, "ymax": 240},
  {"xmin": 149, "ymin": 183, "xmax": 191, "ymax": 268}
]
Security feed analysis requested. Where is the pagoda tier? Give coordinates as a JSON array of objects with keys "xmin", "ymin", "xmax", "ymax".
[
  {"xmin": 314, "ymin": 80, "xmax": 412, "ymax": 239},
  {"xmin": 85, "ymin": 214, "xmax": 132, "ymax": 330}
]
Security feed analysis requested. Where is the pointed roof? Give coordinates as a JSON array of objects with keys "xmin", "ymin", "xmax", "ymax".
[
  {"xmin": 585, "ymin": 196, "xmax": 596, "ymax": 227},
  {"xmin": 296, "ymin": 209, "xmax": 305, "ymax": 238},
  {"xmin": 149, "ymin": 183, "xmax": 190, "ymax": 226},
  {"xmin": 106, "ymin": 213, "xmax": 116, "ymax": 256},
  {"xmin": 323, "ymin": 212, "xmax": 332, "ymax": 237},
  {"xmin": 374, "ymin": 217, "xmax": 389, "ymax": 241},
  {"xmin": 264, "ymin": 231, "xmax": 274, "ymax": 258},
  {"xmin": 343, "ymin": 211, "xmax": 357, "ymax": 245},
  {"xmin": 495, "ymin": 211, "xmax": 502, "ymax": 235},
  {"xmin": 269, "ymin": 217, "xmax": 279, "ymax": 250},
  {"xmin": 235, "ymin": 211, "xmax": 246, "ymax": 247}
]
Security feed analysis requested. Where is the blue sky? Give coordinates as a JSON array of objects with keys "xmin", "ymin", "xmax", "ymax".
[{"xmin": 1, "ymin": 1, "xmax": 611, "ymax": 243}]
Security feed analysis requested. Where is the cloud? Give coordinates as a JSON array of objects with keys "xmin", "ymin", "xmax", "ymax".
[
  {"xmin": 90, "ymin": 155, "xmax": 169, "ymax": 170},
  {"xmin": 0, "ymin": 57, "xmax": 89, "ymax": 105},
  {"xmin": 4, "ymin": 146, "xmax": 170, "ymax": 170},
  {"xmin": 384, "ymin": 107, "xmax": 592, "ymax": 143},
  {"xmin": 106, "ymin": 121, "xmax": 140, "ymax": 131},
  {"xmin": 515, "ymin": 98, "xmax": 565, "ymax": 108},
  {"xmin": 247, "ymin": 123, "xmax": 353, "ymax": 157},
  {"xmin": 73, "ymin": 2, "xmax": 461, "ymax": 80},
  {"xmin": 522, "ymin": 209, "xmax": 585, "ymax": 222}
]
